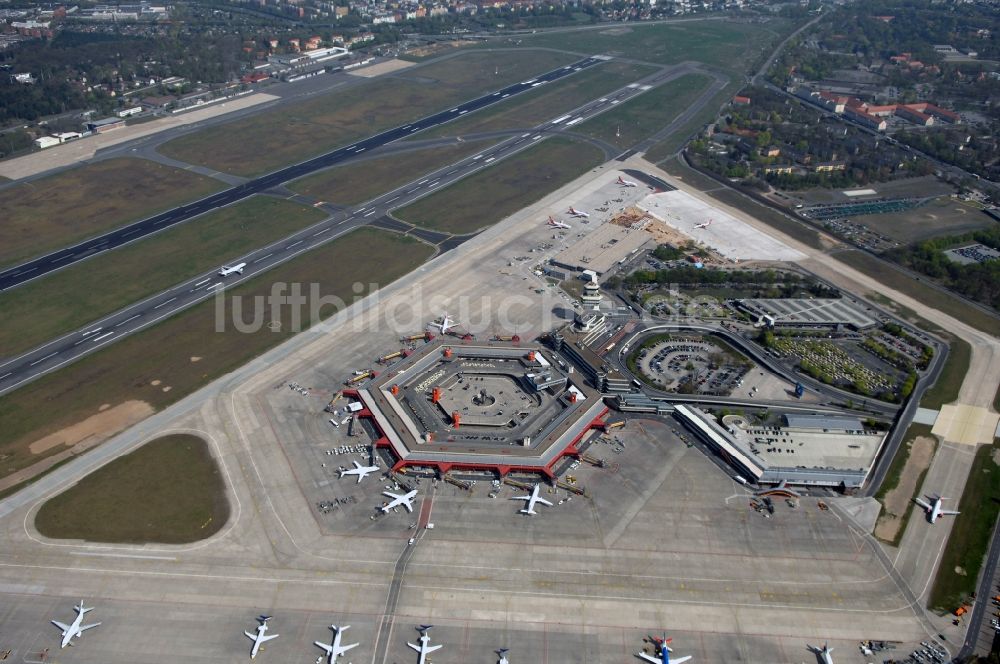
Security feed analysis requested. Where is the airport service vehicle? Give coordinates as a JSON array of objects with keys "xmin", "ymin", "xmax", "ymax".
[
  {"xmin": 408, "ymin": 625, "xmax": 443, "ymax": 664},
  {"xmin": 314, "ymin": 625, "xmax": 358, "ymax": 664},
  {"xmin": 914, "ymin": 495, "xmax": 960, "ymax": 523},
  {"xmin": 244, "ymin": 615, "xmax": 278, "ymax": 659},
  {"xmin": 636, "ymin": 635, "xmax": 692, "ymax": 664},
  {"xmin": 219, "ymin": 262, "xmax": 247, "ymax": 277},
  {"xmin": 52, "ymin": 601, "xmax": 101, "ymax": 649},
  {"xmin": 381, "ymin": 489, "xmax": 418, "ymax": 513},
  {"xmin": 512, "ymin": 484, "xmax": 553, "ymax": 516},
  {"xmin": 340, "ymin": 461, "xmax": 379, "ymax": 483},
  {"xmin": 807, "ymin": 643, "xmax": 834, "ymax": 664}
]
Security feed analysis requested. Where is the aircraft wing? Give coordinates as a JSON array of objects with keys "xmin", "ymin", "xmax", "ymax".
[
  {"xmin": 942, "ymin": 509, "xmax": 961, "ymax": 515},
  {"xmin": 537, "ymin": 497, "xmax": 554, "ymax": 507},
  {"xmin": 401, "ymin": 501, "xmax": 414, "ymax": 513},
  {"xmin": 244, "ymin": 631, "xmax": 257, "ymax": 640},
  {"xmin": 914, "ymin": 497, "xmax": 932, "ymax": 510},
  {"xmin": 425, "ymin": 644, "xmax": 443, "ymax": 653},
  {"xmin": 259, "ymin": 634, "xmax": 278, "ymax": 643},
  {"xmin": 512, "ymin": 494, "xmax": 530, "ymax": 502},
  {"xmin": 52, "ymin": 620, "xmax": 71, "ymax": 632},
  {"xmin": 635, "ymin": 653, "xmax": 661, "ymax": 663},
  {"xmin": 407, "ymin": 641, "xmax": 423, "ymax": 653},
  {"xmin": 315, "ymin": 641, "xmax": 334, "ymax": 654},
  {"xmin": 672, "ymin": 657, "xmax": 692, "ymax": 663},
  {"xmin": 80, "ymin": 622, "xmax": 101, "ymax": 632}
]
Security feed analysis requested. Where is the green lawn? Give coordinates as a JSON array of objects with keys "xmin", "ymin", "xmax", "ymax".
[
  {"xmin": 0, "ymin": 197, "xmax": 327, "ymax": 358},
  {"xmin": 289, "ymin": 140, "xmax": 494, "ymax": 206},
  {"xmin": 395, "ymin": 137, "xmax": 605, "ymax": 234},
  {"xmin": 413, "ymin": 60, "xmax": 658, "ymax": 140},
  {"xmin": 35, "ymin": 434, "xmax": 229, "ymax": 544},
  {"xmin": 158, "ymin": 50, "xmax": 578, "ymax": 177},
  {"xmin": 646, "ymin": 79, "xmax": 739, "ymax": 161},
  {"xmin": 921, "ymin": 336, "xmax": 972, "ymax": 410},
  {"xmin": 576, "ymin": 73, "xmax": 713, "ymax": 150},
  {"xmin": 0, "ymin": 228, "xmax": 434, "ymax": 481},
  {"xmin": 0, "ymin": 158, "xmax": 224, "ymax": 269},
  {"xmin": 929, "ymin": 440, "xmax": 1000, "ymax": 612}
]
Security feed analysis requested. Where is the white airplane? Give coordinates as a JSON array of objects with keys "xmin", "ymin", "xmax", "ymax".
[
  {"xmin": 498, "ymin": 647, "xmax": 510, "ymax": 664},
  {"xmin": 807, "ymin": 642, "xmax": 834, "ymax": 664},
  {"xmin": 636, "ymin": 635, "xmax": 692, "ymax": 664},
  {"xmin": 914, "ymin": 495, "xmax": 960, "ymax": 523},
  {"xmin": 340, "ymin": 460, "xmax": 379, "ymax": 483},
  {"xmin": 219, "ymin": 262, "xmax": 247, "ymax": 277},
  {"xmin": 430, "ymin": 312, "xmax": 456, "ymax": 335},
  {"xmin": 547, "ymin": 215, "xmax": 571, "ymax": 230},
  {"xmin": 512, "ymin": 484, "xmax": 553, "ymax": 516},
  {"xmin": 245, "ymin": 615, "xmax": 278, "ymax": 659},
  {"xmin": 52, "ymin": 601, "xmax": 101, "ymax": 649},
  {"xmin": 314, "ymin": 625, "xmax": 358, "ymax": 664},
  {"xmin": 694, "ymin": 219, "xmax": 712, "ymax": 229},
  {"xmin": 408, "ymin": 625, "xmax": 443, "ymax": 664},
  {"xmin": 567, "ymin": 206, "xmax": 590, "ymax": 218},
  {"xmin": 382, "ymin": 489, "xmax": 418, "ymax": 513},
  {"xmin": 617, "ymin": 175, "xmax": 638, "ymax": 187}
]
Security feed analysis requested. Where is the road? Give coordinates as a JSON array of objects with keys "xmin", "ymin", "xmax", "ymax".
[
  {"xmin": 0, "ymin": 63, "xmax": 697, "ymax": 397},
  {"xmin": 0, "ymin": 56, "xmax": 608, "ymax": 293}
]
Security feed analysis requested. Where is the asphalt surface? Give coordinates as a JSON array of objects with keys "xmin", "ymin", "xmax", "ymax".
[
  {"xmin": 0, "ymin": 62, "xmax": 687, "ymax": 396},
  {"xmin": 0, "ymin": 56, "xmax": 607, "ymax": 293}
]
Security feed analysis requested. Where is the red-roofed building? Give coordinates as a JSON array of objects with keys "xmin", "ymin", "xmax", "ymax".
[{"xmin": 732, "ymin": 95, "xmax": 751, "ymax": 105}]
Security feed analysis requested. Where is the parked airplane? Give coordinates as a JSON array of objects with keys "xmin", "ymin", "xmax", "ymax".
[
  {"xmin": 382, "ymin": 489, "xmax": 418, "ymax": 513},
  {"xmin": 617, "ymin": 176, "xmax": 638, "ymax": 187},
  {"xmin": 340, "ymin": 460, "xmax": 379, "ymax": 483},
  {"xmin": 245, "ymin": 615, "xmax": 278, "ymax": 659},
  {"xmin": 219, "ymin": 262, "xmax": 247, "ymax": 277},
  {"xmin": 513, "ymin": 484, "xmax": 553, "ymax": 515},
  {"xmin": 52, "ymin": 601, "xmax": 101, "ymax": 649},
  {"xmin": 567, "ymin": 206, "xmax": 590, "ymax": 218},
  {"xmin": 408, "ymin": 625, "xmax": 443, "ymax": 664},
  {"xmin": 314, "ymin": 625, "xmax": 358, "ymax": 664},
  {"xmin": 636, "ymin": 635, "xmax": 692, "ymax": 664},
  {"xmin": 547, "ymin": 216, "xmax": 571, "ymax": 230},
  {"xmin": 498, "ymin": 647, "xmax": 510, "ymax": 664},
  {"xmin": 807, "ymin": 642, "xmax": 834, "ymax": 664},
  {"xmin": 694, "ymin": 219, "xmax": 712, "ymax": 229},
  {"xmin": 430, "ymin": 313, "xmax": 456, "ymax": 335},
  {"xmin": 914, "ymin": 495, "xmax": 960, "ymax": 523}
]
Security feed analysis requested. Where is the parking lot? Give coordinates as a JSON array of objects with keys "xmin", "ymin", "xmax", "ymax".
[{"xmin": 637, "ymin": 337, "xmax": 750, "ymax": 395}]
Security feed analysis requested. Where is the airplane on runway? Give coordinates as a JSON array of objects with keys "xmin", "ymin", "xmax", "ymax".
[
  {"xmin": 567, "ymin": 206, "xmax": 590, "ymax": 218},
  {"xmin": 314, "ymin": 625, "xmax": 358, "ymax": 664},
  {"xmin": 636, "ymin": 635, "xmax": 692, "ymax": 664},
  {"xmin": 408, "ymin": 625, "xmax": 443, "ymax": 664},
  {"xmin": 430, "ymin": 313, "xmax": 456, "ymax": 335},
  {"xmin": 219, "ymin": 262, "xmax": 247, "ymax": 277},
  {"xmin": 497, "ymin": 647, "xmax": 510, "ymax": 663},
  {"xmin": 512, "ymin": 484, "xmax": 553, "ymax": 515},
  {"xmin": 52, "ymin": 601, "xmax": 101, "ymax": 649},
  {"xmin": 914, "ymin": 495, "xmax": 960, "ymax": 523},
  {"xmin": 807, "ymin": 642, "xmax": 834, "ymax": 664},
  {"xmin": 547, "ymin": 216, "xmax": 571, "ymax": 230},
  {"xmin": 617, "ymin": 176, "xmax": 638, "ymax": 187},
  {"xmin": 245, "ymin": 615, "xmax": 278, "ymax": 659},
  {"xmin": 340, "ymin": 460, "xmax": 379, "ymax": 483},
  {"xmin": 382, "ymin": 489, "xmax": 418, "ymax": 513},
  {"xmin": 694, "ymin": 219, "xmax": 712, "ymax": 229}
]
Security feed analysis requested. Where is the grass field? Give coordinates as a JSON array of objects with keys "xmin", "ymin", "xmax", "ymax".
[
  {"xmin": 921, "ymin": 336, "xmax": 971, "ymax": 410},
  {"xmin": 645, "ymin": 80, "xmax": 738, "ymax": 161},
  {"xmin": 395, "ymin": 137, "xmax": 604, "ymax": 234},
  {"xmin": 0, "ymin": 158, "xmax": 224, "ymax": 269},
  {"xmin": 0, "ymin": 197, "xmax": 327, "ymax": 358},
  {"xmin": 413, "ymin": 60, "xmax": 658, "ymax": 140},
  {"xmin": 929, "ymin": 440, "xmax": 1000, "ymax": 612},
  {"xmin": 834, "ymin": 251, "xmax": 1000, "ymax": 338},
  {"xmin": 158, "ymin": 50, "xmax": 578, "ymax": 177},
  {"xmin": 35, "ymin": 434, "xmax": 229, "ymax": 544},
  {"xmin": 855, "ymin": 197, "xmax": 995, "ymax": 244},
  {"xmin": 874, "ymin": 423, "xmax": 936, "ymax": 546},
  {"xmin": 515, "ymin": 19, "xmax": 793, "ymax": 73},
  {"xmin": 660, "ymin": 157, "xmax": 826, "ymax": 251},
  {"xmin": 289, "ymin": 140, "xmax": 494, "ymax": 206},
  {"xmin": 0, "ymin": 228, "xmax": 433, "ymax": 481}
]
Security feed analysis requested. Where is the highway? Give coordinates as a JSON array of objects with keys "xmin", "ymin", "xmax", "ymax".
[
  {"xmin": 0, "ymin": 63, "xmax": 689, "ymax": 397},
  {"xmin": 0, "ymin": 56, "xmax": 607, "ymax": 293}
]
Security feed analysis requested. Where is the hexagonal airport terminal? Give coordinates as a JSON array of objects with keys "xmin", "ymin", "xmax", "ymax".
[{"xmin": 345, "ymin": 340, "xmax": 608, "ymax": 478}]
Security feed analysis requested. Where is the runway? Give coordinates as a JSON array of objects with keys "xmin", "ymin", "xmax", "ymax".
[{"xmin": 0, "ymin": 63, "xmax": 695, "ymax": 397}]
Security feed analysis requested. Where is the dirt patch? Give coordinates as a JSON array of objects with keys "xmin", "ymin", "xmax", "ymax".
[
  {"xmin": 349, "ymin": 58, "xmax": 417, "ymax": 78},
  {"xmin": 28, "ymin": 401, "xmax": 154, "ymax": 455},
  {"xmin": 874, "ymin": 435, "xmax": 937, "ymax": 542},
  {"xmin": 151, "ymin": 379, "xmax": 161, "ymax": 386},
  {"xmin": 600, "ymin": 27, "xmax": 633, "ymax": 36}
]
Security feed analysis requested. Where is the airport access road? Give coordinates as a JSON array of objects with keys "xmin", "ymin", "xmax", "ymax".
[
  {"xmin": 0, "ymin": 56, "xmax": 607, "ymax": 293},
  {"xmin": 0, "ymin": 64, "xmax": 689, "ymax": 397}
]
